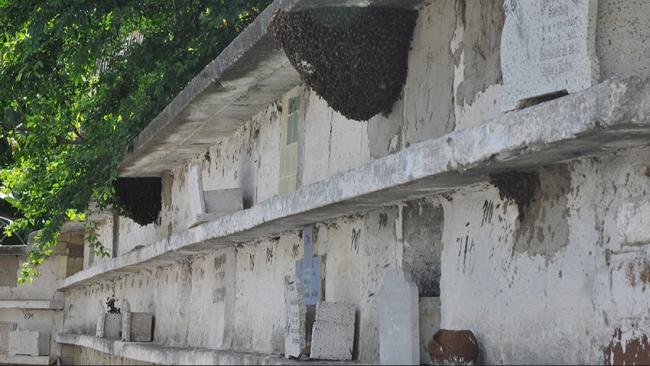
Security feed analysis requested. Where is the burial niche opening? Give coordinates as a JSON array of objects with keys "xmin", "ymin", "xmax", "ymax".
[
  {"xmin": 113, "ymin": 177, "xmax": 162, "ymax": 226},
  {"xmin": 269, "ymin": 7, "xmax": 417, "ymax": 121}
]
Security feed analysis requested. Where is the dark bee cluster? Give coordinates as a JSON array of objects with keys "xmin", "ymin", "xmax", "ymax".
[
  {"xmin": 113, "ymin": 177, "xmax": 162, "ymax": 225},
  {"xmin": 269, "ymin": 7, "xmax": 417, "ymax": 121},
  {"xmin": 489, "ymin": 171, "xmax": 540, "ymax": 221}
]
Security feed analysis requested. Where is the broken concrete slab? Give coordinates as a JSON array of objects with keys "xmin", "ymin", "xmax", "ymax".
[
  {"xmin": 501, "ymin": 0, "xmax": 599, "ymax": 111},
  {"xmin": 310, "ymin": 302, "xmax": 355, "ymax": 361},
  {"xmin": 8, "ymin": 331, "xmax": 50, "ymax": 356},
  {"xmin": 379, "ymin": 269, "xmax": 419, "ymax": 365}
]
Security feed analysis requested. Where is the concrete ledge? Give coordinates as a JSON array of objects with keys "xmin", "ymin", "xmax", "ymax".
[
  {"xmin": 118, "ymin": 0, "xmax": 421, "ymax": 177},
  {"xmin": 0, "ymin": 245, "xmax": 27, "ymax": 256},
  {"xmin": 55, "ymin": 333, "xmax": 357, "ymax": 365},
  {"xmin": 60, "ymin": 77, "xmax": 650, "ymax": 291},
  {"xmin": 0, "ymin": 354, "xmax": 52, "ymax": 365},
  {"xmin": 0, "ymin": 300, "xmax": 63, "ymax": 310}
]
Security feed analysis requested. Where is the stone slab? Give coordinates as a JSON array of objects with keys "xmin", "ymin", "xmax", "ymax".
[
  {"xmin": 310, "ymin": 302, "xmax": 355, "ymax": 361},
  {"xmin": 284, "ymin": 276, "xmax": 305, "ymax": 358},
  {"xmin": 131, "ymin": 313, "xmax": 154, "ymax": 342},
  {"xmin": 419, "ymin": 297, "xmax": 441, "ymax": 364},
  {"xmin": 204, "ymin": 189, "xmax": 243, "ymax": 216},
  {"xmin": 104, "ymin": 313, "xmax": 122, "ymax": 340},
  {"xmin": 379, "ymin": 269, "xmax": 419, "ymax": 365},
  {"xmin": 501, "ymin": 0, "xmax": 599, "ymax": 111},
  {"xmin": 8, "ymin": 330, "xmax": 50, "ymax": 356}
]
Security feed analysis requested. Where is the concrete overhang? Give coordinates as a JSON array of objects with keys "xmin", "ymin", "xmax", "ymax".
[
  {"xmin": 0, "ymin": 245, "xmax": 27, "ymax": 256},
  {"xmin": 118, "ymin": 0, "xmax": 422, "ymax": 177}
]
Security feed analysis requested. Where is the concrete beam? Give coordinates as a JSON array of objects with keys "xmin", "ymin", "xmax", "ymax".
[
  {"xmin": 0, "ymin": 300, "xmax": 63, "ymax": 310},
  {"xmin": 60, "ymin": 77, "xmax": 650, "ymax": 291},
  {"xmin": 118, "ymin": 0, "xmax": 420, "ymax": 177},
  {"xmin": 55, "ymin": 333, "xmax": 357, "ymax": 365},
  {"xmin": 0, "ymin": 245, "xmax": 27, "ymax": 256},
  {"xmin": 0, "ymin": 354, "xmax": 52, "ymax": 365}
]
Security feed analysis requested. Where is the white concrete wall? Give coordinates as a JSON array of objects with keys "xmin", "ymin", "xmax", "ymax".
[{"xmin": 440, "ymin": 146, "xmax": 650, "ymax": 364}]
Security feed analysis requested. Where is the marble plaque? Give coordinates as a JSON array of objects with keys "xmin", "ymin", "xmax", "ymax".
[{"xmin": 501, "ymin": 0, "xmax": 599, "ymax": 111}]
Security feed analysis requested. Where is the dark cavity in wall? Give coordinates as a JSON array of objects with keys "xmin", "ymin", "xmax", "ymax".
[
  {"xmin": 403, "ymin": 199, "xmax": 443, "ymax": 297},
  {"xmin": 269, "ymin": 7, "xmax": 417, "ymax": 121},
  {"xmin": 489, "ymin": 171, "xmax": 540, "ymax": 221},
  {"xmin": 113, "ymin": 177, "xmax": 162, "ymax": 226}
]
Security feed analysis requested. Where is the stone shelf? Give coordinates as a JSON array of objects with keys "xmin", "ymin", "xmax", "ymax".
[
  {"xmin": 55, "ymin": 333, "xmax": 358, "ymax": 365},
  {"xmin": 59, "ymin": 77, "xmax": 650, "ymax": 291},
  {"xmin": 0, "ymin": 300, "xmax": 63, "ymax": 310},
  {"xmin": 0, "ymin": 354, "xmax": 52, "ymax": 365}
]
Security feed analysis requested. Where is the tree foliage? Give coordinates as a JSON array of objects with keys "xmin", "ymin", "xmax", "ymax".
[{"xmin": 0, "ymin": 0, "xmax": 271, "ymax": 283}]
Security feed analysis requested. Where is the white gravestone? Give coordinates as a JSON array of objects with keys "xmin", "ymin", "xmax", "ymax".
[
  {"xmin": 310, "ymin": 302, "xmax": 355, "ymax": 361},
  {"xmin": 95, "ymin": 301, "xmax": 105, "ymax": 338},
  {"xmin": 121, "ymin": 299, "xmax": 131, "ymax": 342},
  {"xmin": 284, "ymin": 276, "xmax": 305, "ymax": 359},
  {"xmin": 379, "ymin": 269, "xmax": 419, "ymax": 365},
  {"xmin": 501, "ymin": 0, "xmax": 599, "ymax": 111},
  {"xmin": 130, "ymin": 313, "xmax": 154, "ymax": 342}
]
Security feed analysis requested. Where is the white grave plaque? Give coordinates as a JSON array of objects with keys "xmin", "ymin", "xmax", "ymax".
[
  {"xmin": 95, "ymin": 301, "xmax": 105, "ymax": 338},
  {"xmin": 501, "ymin": 0, "xmax": 599, "ymax": 111},
  {"xmin": 121, "ymin": 299, "xmax": 131, "ymax": 342},
  {"xmin": 284, "ymin": 276, "xmax": 305, "ymax": 359},
  {"xmin": 379, "ymin": 269, "xmax": 419, "ymax": 365}
]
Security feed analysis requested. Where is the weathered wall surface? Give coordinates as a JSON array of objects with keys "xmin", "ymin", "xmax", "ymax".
[{"xmin": 439, "ymin": 146, "xmax": 650, "ymax": 364}]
